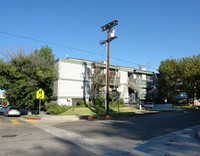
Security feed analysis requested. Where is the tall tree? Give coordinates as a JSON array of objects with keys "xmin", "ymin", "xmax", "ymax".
[
  {"xmin": 178, "ymin": 55, "xmax": 200, "ymax": 100},
  {"xmin": 158, "ymin": 55, "xmax": 200, "ymax": 104},
  {"xmin": 34, "ymin": 45, "xmax": 55, "ymax": 66},
  {"xmin": 0, "ymin": 46, "xmax": 57, "ymax": 109},
  {"xmin": 158, "ymin": 58, "xmax": 179, "ymax": 103}
]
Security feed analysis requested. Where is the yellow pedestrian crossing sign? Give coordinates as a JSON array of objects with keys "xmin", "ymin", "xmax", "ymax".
[{"xmin": 36, "ymin": 89, "xmax": 44, "ymax": 99}]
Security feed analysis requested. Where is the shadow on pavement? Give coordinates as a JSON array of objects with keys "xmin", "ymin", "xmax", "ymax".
[{"xmin": 55, "ymin": 109, "xmax": 200, "ymax": 140}]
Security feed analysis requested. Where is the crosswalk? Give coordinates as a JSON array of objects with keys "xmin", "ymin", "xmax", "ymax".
[{"xmin": 0, "ymin": 119, "xmax": 38, "ymax": 125}]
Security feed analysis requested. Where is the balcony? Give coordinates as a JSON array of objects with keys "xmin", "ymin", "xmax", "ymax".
[
  {"xmin": 95, "ymin": 71, "xmax": 120, "ymax": 86},
  {"xmin": 109, "ymin": 76, "xmax": 120, "ymax": 86},
  {"xmin": 132, "ymin": 79, "xmax": 154, "ymax": 88},
  {"xmin": 138, "ymin": 92, "xmax": 154, "ymax": 100}
]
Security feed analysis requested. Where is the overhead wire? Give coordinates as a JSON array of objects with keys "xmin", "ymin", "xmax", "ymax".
[
  {"xmin": 59, "ymin": 0, "xmax": 111, "ymax": 21},
  {"xmin": 55, "ymin": 0, "xmax": 191, "ymax": 51},
  {"xmin": 30, "ymin": 0, "xmax": 176, "ymax": 49},
  {"xmin": 97, "ymin": 0, "xmax": 107, "ymax": 21},
  {"xmin": 29, "ymin": 0, "xmax": 100, "ymax": 26},
  {"xmin": 0, "ymin": 31, "xmax": 103, "ymax": 56},
  {"xmin": 0, "ymin": 30, "xmax": 157, "ymax": 70},
  {"xmin": 1, "ymin": 0, "xmax": 168, "ymax": 70},
  {"xmin": 107, "ymin": 0, "xmax": 114, "ymax": 20}
]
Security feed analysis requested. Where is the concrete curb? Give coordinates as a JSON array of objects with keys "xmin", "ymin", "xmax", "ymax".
[
  {"xmin": 79, "ymin": 111, "xmax": 161, "ymax": 120},
  {"xmin": 21, "ymin": 110, "xmax": 174, "ymax": 121},
  {"xmin": 22, "ymin": 116, "xmax": 41, "ymax": 120}
]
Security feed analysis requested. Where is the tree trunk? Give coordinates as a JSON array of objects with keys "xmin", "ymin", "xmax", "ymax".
[{"xmin": 193, "ymin": 85, "xmax": 197, "ymax": 106}]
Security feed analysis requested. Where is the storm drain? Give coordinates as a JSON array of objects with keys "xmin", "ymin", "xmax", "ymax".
[{"xmin": 1, "ymin": 134, "xmax": 17, "ymax": 137}]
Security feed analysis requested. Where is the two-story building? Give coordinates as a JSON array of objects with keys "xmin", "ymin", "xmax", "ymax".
[{"xmin": 53, "ymin": 57, "xmax": 157, "ymax": 106}]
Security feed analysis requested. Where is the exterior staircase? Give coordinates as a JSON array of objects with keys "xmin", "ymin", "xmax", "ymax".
[{"xmin": 128, "ymin": 77, "xmax": 154, "ymax": 109}]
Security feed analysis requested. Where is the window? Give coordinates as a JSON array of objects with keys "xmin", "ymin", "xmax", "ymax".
[{"xmin": 136, "ymin": 74, "xmax": 142, "ymax": 79}]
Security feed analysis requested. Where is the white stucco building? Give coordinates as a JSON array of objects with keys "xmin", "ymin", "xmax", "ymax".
[{"xmin": 53, "ymin": 57, "xmax": 157, "ymax": 106}]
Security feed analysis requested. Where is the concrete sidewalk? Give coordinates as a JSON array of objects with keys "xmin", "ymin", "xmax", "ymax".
[
  {"xmin": 23, "ymin": 107, "xmax": 184, "ymax": 121},
  {"xmin": 38, "ymin": 110, "xmax": 166, "ymax": 120},
  {"xmin": 23, "ymin": 111, "xmax": 161, "ymax": 121},
  {"xmin": 40, "ymin": 115, "xmax": 80, "ymax": 121}
]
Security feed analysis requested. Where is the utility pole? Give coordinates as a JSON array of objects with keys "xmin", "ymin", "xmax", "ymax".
[{"xmin": 100, "ymin": 20, "xmax": 118, "ymax": 114}]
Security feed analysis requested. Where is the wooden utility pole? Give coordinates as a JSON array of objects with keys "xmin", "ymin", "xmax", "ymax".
[
  {"xmin": 100, "ymin": 20, "xmax": 118, "ymax": 114},
  {"xmin": 106, "ymin": 28, "xmax": 110, "ymax": 114}
]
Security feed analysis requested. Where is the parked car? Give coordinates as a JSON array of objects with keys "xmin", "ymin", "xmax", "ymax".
[
  {"xmin": 0, "ymin": 106, "xmax": 7, "ymax": 115},
  {"xmin": 7, "ymin": 105, "xmax": 14, "ymax": 109},
  {"xmin": 4, "ymin": 107, "xmax": 21, "ymax": 117}
]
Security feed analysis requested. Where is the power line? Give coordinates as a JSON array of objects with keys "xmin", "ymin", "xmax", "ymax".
[
  {"xmin": 97, "ymin": 0, "xmax": 107, "ymax": 20},
  {"xmin": 0, "ymin": 31, "xmax": 157, "ymax": 70},
  {"xmin": 54, "ymin": 0, "xmax": 183, "ymax": 50},
  {"xmin": 110, "ymin": 57, "xmax": 157, "ymax": 70},
  {"xmin": 0, "ymin": 31, "xmax": 103, "ymax": 56},
  {"xmin": 60, "ymin": 0, "xmax": 111, "ymax": 21},
  {"xmin": 29, "ymin": 0, "xmax": 99, "ymax": 26},
  {"xmin": 107, "ymin": 0, "xmax": 114, "ymax": 19},
  {"xmin": 31, "ymin": 0, "xmax": 187, "ymax": 51}
]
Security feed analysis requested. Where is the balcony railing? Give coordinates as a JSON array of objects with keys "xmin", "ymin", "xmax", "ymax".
[
  {"xmin": 95, "ymin": 71, "xmax": 120, "ymax": 86},
  {"xmin": 132, "ymin": 79, "xmax": 153, "ymax": 88}
]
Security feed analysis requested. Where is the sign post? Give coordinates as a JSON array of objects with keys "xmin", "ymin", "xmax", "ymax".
[
  {"xmin": 39, "ymin": 99, "xmax": 41, "ymax": 115},
  {"xmin": 36, "ymin": 89, "xmax": 44, "ymax": 115}
]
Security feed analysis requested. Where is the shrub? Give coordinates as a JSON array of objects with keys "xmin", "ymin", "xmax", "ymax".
[
  {"xmin": 119, "ymin": 99, "xmax": 125, "ymax": 106},
  {"xmin": 45, "ymin": 103, "xmax": 67, "ymax": 115},
  {"xmin": 77, "ymin": 99, "xmax": 86, "ymax": 106},
  {"xmin": 95, "ymin": 96, "xmax": 105, "ymax": 106},
  {"xmin": 109, "ymin": 98, "xmax": 125, "ymax": 106}
]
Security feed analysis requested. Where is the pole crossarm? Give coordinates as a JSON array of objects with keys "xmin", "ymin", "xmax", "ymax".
[
  {"xmin": 101, "ymin": 20, "xmax": 118, "ymax": 32},
  {"xmin": 100, "ymin": 36, "xmax": 118, "ymax": 45}
]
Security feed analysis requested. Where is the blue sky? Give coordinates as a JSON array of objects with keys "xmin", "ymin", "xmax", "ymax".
[{"xmin": 0, "ymin": 0, "xmax": 199, "ymax": 72}]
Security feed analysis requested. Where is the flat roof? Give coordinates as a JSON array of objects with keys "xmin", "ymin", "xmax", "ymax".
[{"xmin": 56, "ymin": 57, "xmax": 155, "ymax": 74}]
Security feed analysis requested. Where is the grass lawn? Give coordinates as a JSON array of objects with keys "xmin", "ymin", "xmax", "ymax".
[
  {"xmin": 60, "ymin": 106, "xmax": 146, "ymax": 116},
  {"xmin": 175, "ymin": 105, "xmax": 198, "ymax": 109},
  {"xmin": 60, "ymin": 107, "xmax": 96, "ymax": 115},
  {"xmin": 110, "ymin": 106, "xmax": 145, "ymax": 113}
]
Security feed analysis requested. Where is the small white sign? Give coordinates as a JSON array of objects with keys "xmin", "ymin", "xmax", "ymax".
[{"xmin": 0, "ymin": 93, "xmax": 5, "ymax": 99}]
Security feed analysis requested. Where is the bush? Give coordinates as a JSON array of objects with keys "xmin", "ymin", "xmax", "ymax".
[
  {"xmin": 119, "ymin": 99, "xmax": 125, "ymax": 106},
  {"xmin": 109, "ymin": 98, "xmax": 125, "ymax": 106},
  {"xmin": 45, "ymin": 103, "xmax": 67, "ymax": 115},
  {"xmin": 77, "ymin": 99, "xmax": 86, "ymax": 106},
  {"xmin": 95, "ymin": 96, "xmax": 105, "ymax": 106}
]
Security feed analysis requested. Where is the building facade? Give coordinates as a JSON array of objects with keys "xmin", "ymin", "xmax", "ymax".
[{"xmin": 53, "ymin": 57, "xmax": 157, "ymax": 106}]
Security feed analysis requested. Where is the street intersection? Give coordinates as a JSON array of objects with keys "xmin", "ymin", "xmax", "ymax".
[{"xmin": 0, "ymin": 109, "xmax": 200, "ymax": 156}]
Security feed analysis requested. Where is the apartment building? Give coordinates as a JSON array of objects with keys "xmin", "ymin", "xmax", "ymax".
[{"xmin": 53, "ymin": 57, "xmax": 157, "ymax": 106}]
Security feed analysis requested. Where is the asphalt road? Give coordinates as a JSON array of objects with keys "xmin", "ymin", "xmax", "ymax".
[
  {"xmin": 0, "ymin": 116, "xmax": 98, "ymax": 156},
  {"xmin": 54, "ymin": 109, "xmax": 200, "ymax": 140},
  {"xmin": 1, "ymin": 110, "xmax": 200, "ymax": 156}
]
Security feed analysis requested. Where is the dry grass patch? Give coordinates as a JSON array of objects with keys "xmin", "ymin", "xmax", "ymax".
[{"xmin": 60, "ymin": 107, "xmax": 95, "ymax": 115}]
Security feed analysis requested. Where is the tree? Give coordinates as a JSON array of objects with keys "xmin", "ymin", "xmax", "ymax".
[
  {"xmin": 33, "ymin": 45, "xmax": 55, "ymax": 66},
  {"xmin": 88, "ymin": 63, "xmax": 120, "ymax": 105},
  {"xmin": 158, "ymin": 58, "xmax": 179, "ymax": 103},
  {"xmin": 33, "ymin": 45, "xmax": 57, "ymax": 101},
  {"xmin": 88, "ymin": 63, "xmax": 105, "ymax": 105},
  {"xmin": 0, "ymin": 46, "xmax": 57, "ymax": 109},
  {"xmin": 178, "ymin": 55, "xmax": 200, "ymax": 102},
  {"xmin": 158, "ymin": 55, "xmax": 200, "ymax": 104}
]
